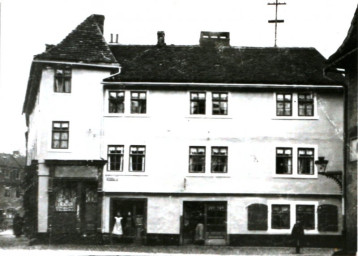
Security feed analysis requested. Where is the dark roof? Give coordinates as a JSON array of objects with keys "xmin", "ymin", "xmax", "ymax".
[
  {"xmin": 34, "ymin": 14, "xmax": 117, "ymax": 64},
  {"xmin": 327, "ymin": 6, "xmax": 358, "ymax": 67},
  {"xmin": 0, "ymin": 153, "xmax": 25, "ymax": 169},
  {"xmin": 105, "ymin": 45, "xmax": 343, "ymax": 85}
]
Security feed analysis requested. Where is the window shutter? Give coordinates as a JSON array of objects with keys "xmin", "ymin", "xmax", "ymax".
[
  {"xmin": 248, "ymin": 204, "xmax": 268, "ymax": 230},
  {"xmin": 318, "ymin": 205, "xmax": 338, "ymax": 232}
]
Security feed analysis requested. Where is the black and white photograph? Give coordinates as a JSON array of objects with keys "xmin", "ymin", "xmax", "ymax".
[{"xmin": 0, "ymin": 0, "xmax": 357, "ymax": 255}]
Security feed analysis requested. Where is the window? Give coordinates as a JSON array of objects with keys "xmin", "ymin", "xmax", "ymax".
[
  {"xmin": 318, "ymin": 205, "xmax": 338, "ymax": 232},
  {"xmin": 298, "ymin": 93, "xmax": 314, "ymax": 116},
  {"xmin": 211, "ymin": 147, "xmax": 228, "ymax": 173},
  {"xmin": 190, "ymin": 92, "xmax": 206, "ymax": 114},
  {"xmin": 272, "ymin": 204, "xmax": 290, "ymax": 229},
  {"xmin": 52, "ymin": 121, "xmax": 69, "ymax": 149},
  {"xmin": 248, "ymin": 204, "xmax": 268, "ymax": 230},
  {"xmin": 16, "ymin": 188, "xmax": 21, "ymax": 198},
  {"xmin": 131, "ymin": 92, "xmax": 146, "ymax": 114},
  {"xmin": 276, "ymin": 93, "xmax": 292, "ymax": 116},
  {"xmin": 129, "ymin": 146, "xmax": 146, "ymax": 172},
  {"xmin": 189, "ymin": 147, "xmax": 206, "ymax": 173},
  {"xmin": 54, "ymin": 68, "xmax": 71, "ymax": 93},
  {"xmin": 298, "ymin": 148, "xmax": 314, "ymax": 175},
  {"xmin": 212, "ymin": 92, "xmax": 228, "ymax": 115},
  {"xmin": 15, "ymin": 170, "xmax": 20, "ymax": 180},
  {"xmin": 109, "ymin": 91, "xmax": 125, "ymax": 113},
  {"xmin": 108, "ymin": 145, "xmax": 124, "ymax": 171},
  {"xmin": 4, "ymin": 187, "xmax": 10, "ymax": 197},
  {"xmin": 276, "ymin": 148, "xmax": 292, "ymax": 174},
  {"xmin": 4, "ymin": 169, "xmax": 10, "ymax": 179},
  {"xmin": 296, "ymin": 205, "xmax": 315, "ymax": 230}
]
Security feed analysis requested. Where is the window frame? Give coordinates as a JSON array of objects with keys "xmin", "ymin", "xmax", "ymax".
[
  {"xmin": 276, "ymin": 147, "xmax": 293, "ymax": 175},
  {"xmin": 52, "ymin": 121, "xmax": 69, "ymax": 149},
  {"xmin": 4, "ymin": 187, "xmax": 10, "ymax": 197},
  {"xmin": 130, "ymin": 91, "xmax": 147, "ymax": 114},
  {"xmin": 212, "ymin": 92, "xmax": 228, "ymax": 115},
  {"xmin": 271, "ymin": 204, "xmax": 291, "ymax": 229},
  {"xmin": 54, "ymin": 67, "xmax": 71, "ymax": 93},
  {"xmin": 297, "ymin": 148, "xmax": 315, "ymax": 175},
  {"xmin": 107, "ymin": 145, "xmax": 124, "ymax": 172},
  {"xmin": 298, "ymin": 92, "xmax": 314, "ymax": 116},
  {"xmin": 190, "ymin": 92, "xmax": 206, "ymax": 115},
  {"xmin": 109, "ymin": 91, "xmax": 125, "ymax": 114},
  {"xmin": 189, "ymin": 146, "xmax": 206, "ymax": 173},
  {"xmin": 276, "ymin": 93, "xmax": 292, "ymax": 116},
  {"xmin": 129, "ymin": 145, "xmax": 146, "ymax": 172},
  {"xmin": 296, "ymin": 204, "xmax": 315, "ymax": 230},
  {"xmin": 211, "ymin": 147, "xmax": 228, "ymax": 173}
]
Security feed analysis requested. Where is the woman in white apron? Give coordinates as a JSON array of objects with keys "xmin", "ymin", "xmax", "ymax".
[{"xmin": 111, "ymin": 211, "xmax": 123, "ymax": 244}]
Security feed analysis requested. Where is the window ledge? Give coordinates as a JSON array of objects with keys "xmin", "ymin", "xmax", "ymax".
[
  {"xmin": 104, "ymin": 114, "xmax": 150, "ymax": 118},
  {"xmin": 272, "ymin": 116, "xmax": 319, "ymax": 120},
  {"xmin": 273, "ymin": 174, "xmax": 318, "ymax": 179},
  {"xmin": 186, "ymin": 174, "xmax": 230, "ymax": 178},
  {"xmin": 105, "ymin": 173, "xmax": 148, "ymax": 177},
  {"xmin": 47, "ymin": 150, "xmax": 72, "ymax": 153},
  {"xmin": 186, "ymin": 116, "xmax": 232, "ymax": 119}
]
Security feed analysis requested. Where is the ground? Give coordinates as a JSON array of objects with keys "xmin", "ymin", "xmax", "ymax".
[{"xmin": 0, "ymin": 230, "xmax": 338, "ymax": 256}]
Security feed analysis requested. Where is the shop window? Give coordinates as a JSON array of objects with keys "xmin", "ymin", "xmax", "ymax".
[
  {"xmin": 85, "ymin": 187, "xmax": 97, "ymax": 203},
  {"xmin": 189, "ymin": 146, "xmax": 206, "ymax": 173},
  {"xmin": 54, "ymin": 68, "xmax": 71, "ymax": 93},
  {"xmin": 109, "ymin": 91, "xmax": 125, "ymax": 113},
  {"xmin": 248, "ymin": 204, "xmax": 268, "ymax": 230},
  {"xmin": 129, "ymin": 146, "xmax": 146, "ymax": 172},
  {"xmin": 298, "ymin": 93, "xmax": 314, "ymax": 116},
  {"xmin": 55, "ymin": 186, "xmax": 77, "ymax": 212},
  {"xmin": 108, "ymin": 145, "xmax": 124, "ymax": 171},
  {"xmin": 276, "ymin": 148, "xmax": 292, "ymax": 174},
  {"xmin": 272, "ymin": 204, "xmax": 290, "ymax": 229},
  {"xmin": 298, "ymin": 148, "xmax": 314, "ymax": 175},
  {"xmin": 190, "ymin": 92, "xmax": 206, "ymax": 114},
  {"xmin": 318, "ymin": 204, "xmax": 338, "ymax": 232},
  {"xmin": 276, "ymin": 93, "xmax": 292, "ymax": 116},
  {"xmin": 52, "ymin": 121, "xmax": 69, "ymax": 149},
  {"xmin": 131, "ymin": 92, "xmax": 146, "ymax": 114},
  {"xmin": 296, "ymin": 205, "xmax": 315, "ymax": 230},
  {"xmin": 212, "ymin": 92, "xmax": 228, "ymax": 115},
  {"xmin": 211, "ymin": 147, "xmax": 228, "ymax": 173}
]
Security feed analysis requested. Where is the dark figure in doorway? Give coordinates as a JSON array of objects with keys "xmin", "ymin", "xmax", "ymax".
[
  {"xmin": 291, "ymin": 221, "xmax": 304, "ymax": 254},
  {"xmin": 124, "ymin": 211, "xmax": 134, "ymax": 241},
  {"xmin": 13, "ymin": 213, "xmax": 23, "ymax": 238},
  {"xmin": 194, "ymin": 212, "xmax": 205, "ymax": 245}
]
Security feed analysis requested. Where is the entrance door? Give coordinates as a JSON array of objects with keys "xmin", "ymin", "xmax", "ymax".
[
  {"xmin": 183, "ymin": 201, "xmax": 227, "ymax": 245},
  {"xmin": 111, "ymin": 199, "xmax": 147, "ymax": 243}
]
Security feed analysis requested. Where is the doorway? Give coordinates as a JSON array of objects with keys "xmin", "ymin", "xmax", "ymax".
[
  {"xmin": 183, "ymin": 201, "xmax": 227, "ymax": 245},
  {"xmin": 110, "ymin": 198, "xmax": 147, "ymax": 244}
]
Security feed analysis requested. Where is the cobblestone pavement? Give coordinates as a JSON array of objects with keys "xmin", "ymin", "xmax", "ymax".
[{"xmin": 0, "ymin": 230, "xmax": 338, "ymax": 256}]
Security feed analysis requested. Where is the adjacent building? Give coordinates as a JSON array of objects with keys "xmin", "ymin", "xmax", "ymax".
[
  {"xmin": 326, "ymin": 6, "xmax": 357, "ymax": 255},
  {"xmin": 23, "ymin": 14, "xmax": 345, "ymax": 246},
  {"xmin": 0, "ymin": 151, "xmax": 25, "ymax": 228}
]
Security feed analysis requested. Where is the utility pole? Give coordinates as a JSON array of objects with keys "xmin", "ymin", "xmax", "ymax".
[{"xmin": 268, "ymin": 0, "xmax": 286, "ymax": 47}]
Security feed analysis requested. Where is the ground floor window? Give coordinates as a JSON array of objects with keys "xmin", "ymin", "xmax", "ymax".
[
  {"xmin": 296, "ymin": 205, "xmax": 315, "ymax": 230},
  {"xmin": 271, "ymin": 204, "xmax": 290, "ymax": 229},
  {"xmin": 248, "ymin": 204, "xmax": 268, "ymax": 230}
]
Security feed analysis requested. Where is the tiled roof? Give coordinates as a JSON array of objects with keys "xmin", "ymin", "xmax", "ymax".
[
  {"xmin": 34, "ymin": 14, "xmax": 117, "ymax": 64},
  {"xmin": 0, "ymin": 154, "xmax": 25, "ymax": 169},
  {"xmin": 105, "ymin": 45, "xmax": 343, "ymax": 85}
]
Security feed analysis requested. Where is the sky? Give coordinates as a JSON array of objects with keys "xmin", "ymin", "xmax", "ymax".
[{"xmin": 0, "ymin": 0, "xmax": 356, "ymax": 155}]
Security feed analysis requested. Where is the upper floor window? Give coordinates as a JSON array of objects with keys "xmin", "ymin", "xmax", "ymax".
[
  {"xmin": 129, "ymin": 146, "xmax": 146, "ymax": 172},
  {"xmin": 276, "ymin": 93, "xmax": 292, "ymax": 116},
  {"xmin": 16, "ymin": 188, "xmax": 21, "ymax": 198},
  {"xmin": 4, "ymin": 187, "xmax": 10, "ymax": 197},
  {"xmin": 109, "ymin": 91, "xmax": 125, "ymax": 113},
  {"xmin": 211, "ymin": 147, "xmax": 228, "ymax": 173},
  {"xmin": 4, "ymin": 169, "xmax": 10, "ymax": 179},
  {"xmin": 108, "ymin": 145, "xmax": 124, "ymax": 171},
  {"xmin": 189, "ymin": 146, "xmax": 206, "ymax": 173},
  {"xmin": 248, "ymin": 204, "xmax": 268, "ymax": 231},
  {"xmin": 297, "ymin": 148, "xmax": 314, "ymax": 175},
  {"xmin": 212, "ymin": 92, "xmax": 228, "ymax": 115},
  {"xmin": 190, "ymin": 92, "xmax": 206, "ymax": 115},
  {"xmin": 52, "ymin": 121, "xmax": 69, "ymax": 149},
  {"xmin": 15, "ymin": 170, "xmax": 20, "ymax": 180},
  {"xmin": 298, "ymin": 93, "xmax": 314, "ymax": 116},
  {"xmin": 272, "ymin": 204, "xmax": 290, "ymax": 229},
  {"xmin": 54, "ymin": 68, "xmax": 71, "ymax": 93},
  {"xmin": 296, "ymin": 205, "xmax": 315, "ymax": 230},
  {"xmin": 131, "ymin": 92, "xmax": 146, "ymax": 114},
  {"xmin": 276, "ymin": 148, "xmax": 292, "ymax": 174}
]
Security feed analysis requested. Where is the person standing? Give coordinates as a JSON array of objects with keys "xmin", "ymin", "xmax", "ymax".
[
  {"xmin": 291, "ymin": 220, "xmax": 305, "ymax": 254},
  {"xmin": 13, "ymin": 213, "xmax": 23, "ymax": 238},
  {"xmin": 111, "ymin": 212, "xmax": 123, "ymax": 244}
]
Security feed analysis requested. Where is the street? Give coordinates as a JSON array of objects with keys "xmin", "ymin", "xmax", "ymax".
[{"xmin": 0, "ymin": 229, "xmax": 338, "ymax": 256}]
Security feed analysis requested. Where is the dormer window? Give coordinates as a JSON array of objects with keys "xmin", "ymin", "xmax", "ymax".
[{"xmin": 54, "ymin": 68, "xmax": 71, "ymax": 93}]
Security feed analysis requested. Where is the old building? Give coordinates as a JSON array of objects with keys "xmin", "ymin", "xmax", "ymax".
[
  {"xmin": 23, "ymin": 14, "xmax": 344, "ymax": 246},
  {"xmin": 326, "ymin": 7, "xmax": 357, "ymax": 255},
  {"xmin": 0, "ymin": 151, "xmax": 25, "ymax": 228}
]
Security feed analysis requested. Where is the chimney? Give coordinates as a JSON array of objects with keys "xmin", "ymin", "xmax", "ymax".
[
  {"xmin": 92, "ymin": 14, "xmax": 105, "ymax": 34},
  {"xmin": 199, "ymin": 31, "xmax": 230, "ymax": 47},
  {"xmin": 45, "ymin": 44, "xmax": 55, "ymax": 51},
  {"xmin": 157, "ymin": 31, "xmax": 166, "ymax": 47}
]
